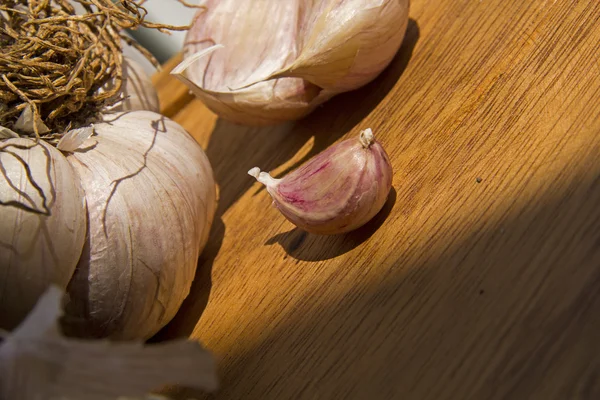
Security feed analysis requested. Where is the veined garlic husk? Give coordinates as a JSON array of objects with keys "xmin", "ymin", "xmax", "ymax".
[
  {"xmin": 0, "ymin": 138, "xmax": 86, "ymax": 330},
  {"xmin": 249, "ymin": 129, "xmax": 393, "ymax": 235},
  {"xmin": 1, "ymin": 112, "xmax": 217, "ymax": 340},
  {"xmin": 174, "ymin": 0, "xmax": 410, "ymax": 126},
  {"xmin": 64, "ymin": 111, "xmax": 217, "ymax": 340}
]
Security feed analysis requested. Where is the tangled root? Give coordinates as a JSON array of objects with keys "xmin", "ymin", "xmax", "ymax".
[{"xmin": 0, "ymin": 0, "xmax": 200, "ymax": 137}]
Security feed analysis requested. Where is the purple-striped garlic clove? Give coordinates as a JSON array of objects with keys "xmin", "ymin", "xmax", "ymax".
[{"xmin": 248, "ymin": 129, "xmax": 393, "ymax": 235}]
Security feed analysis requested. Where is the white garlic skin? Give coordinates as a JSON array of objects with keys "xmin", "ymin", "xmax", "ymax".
[
  {"xmin": 103, "ymin": 57, "xmax": 160, "ymax": 113},
  {"xmin": 64, "ymin": 111, "xmax": 217, "ymax": 340},
  {"xmin": 250, "ymin": 129, "xmax": 392, "ymax": 235},
  {"xmin": 179, "ymin": 0, "xmax": 410, "ymax": 126},
  {"xmin": 0, "ymin": 138, "xmax": 86, "ymax": 330}
]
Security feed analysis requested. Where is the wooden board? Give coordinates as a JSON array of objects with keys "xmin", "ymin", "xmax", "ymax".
[{"xmin": 153, "ymin": 0, "xmax": 600, "ymax": 398}]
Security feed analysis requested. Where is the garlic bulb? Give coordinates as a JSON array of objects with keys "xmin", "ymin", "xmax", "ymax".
[
  {"xmin": 0, "ymin": 0, "xmax": 218, "ymax": 341},
  {"xmin": 102, "ymin": 57, "xmax": 160, "ymax": 113},
  {"xmin": 64, "ymin": 111, "xmax": 217, "ymax": 340},
  {"xmin": 0, "ymin": 138, "xmax": 86, "ymax": 330},
  {"xmin": 249, "ymin": 129, "xmax": 392, "ymax": 235},
  {"xmin": 175, "ymin": 0, "xmax": 410, "ymax": 126}
]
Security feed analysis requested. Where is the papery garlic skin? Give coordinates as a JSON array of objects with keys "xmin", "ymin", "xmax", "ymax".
[
  {"xmin": 0, "ymin": 285, "xmax": 219, "ymax": 400},
  {"xmin": 0, "ymin": 138, "xmax": 86, "ymax": 330},
  {"xmin": 249, "ymin": 129, "xmax": 392, "ymax": 235},
  {"xmin": 103, "ymin": 57, "xmax": 160, "ymax": 113},
  {"xmin": 178, "ymin": 0, "xmax": 410, "ymax": 126},
  {"xmin": 64, "ymin": 111, "xmax": 217, "ymax": 340},
  {"xmin": 275, "ymin": 0, "xmax": 411, "ymax": 92}
]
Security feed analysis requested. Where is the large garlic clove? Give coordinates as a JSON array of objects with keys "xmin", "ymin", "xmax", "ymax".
[
  {"xmin": 0, "ymin": 138, "xmax": 86, "ymax": 330},
  {"xmin": 249, "ymin": 129, "xmax": 393, "ymax": 235},
  {"xmin": 64, "ymin": 111, "xmax": 217, "ymax": 340},
  {"xmin": 176, "ymin": 0, "xmax": 410, "ymax": 126},
  {"xmin": 272, "ymin": 0, "xmax": 411, "ymax": 92}
]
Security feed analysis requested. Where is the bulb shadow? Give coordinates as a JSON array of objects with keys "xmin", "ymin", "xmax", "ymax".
[{"xmin": 265, "ymin": 188, "xmax": 397, "ymax": 262}]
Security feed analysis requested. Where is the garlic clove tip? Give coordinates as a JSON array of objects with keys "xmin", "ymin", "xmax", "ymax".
[
  {"xmin": 249, "ymin": 167, "xmax": 281, "ymax": 188},
  {"xmin": 359, "ymin": 128, "xmax": 375, "ymax": 148},
  {"xmin": 248, "ymin": 167, "xmax": 261, "ymax": 178}
]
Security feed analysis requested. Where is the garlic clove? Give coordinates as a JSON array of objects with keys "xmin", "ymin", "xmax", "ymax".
[
  {"xmin": 177, "ymin": 0, "xmax": 409, "ymax": 126},
  {"xmin": 0, "ymin": 138, "xmax": 87, "ymax": 330},
  {"xmin": 64, "ymin": 111, "xmax": 217, "ymax": 340},
  {"xmin": 269, "ymin": 0, "xmax": 411, "ymax": 92},
  {"xmin": 249, "ymin": 128, "xmax": 393, "ymax": 235},
  {"xmin": 176, "ymin": 0, "xmax": 329, "ymax": 126}
]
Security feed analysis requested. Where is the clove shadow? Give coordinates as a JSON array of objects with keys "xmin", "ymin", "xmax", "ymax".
[
  {"xmin": 265, "ymin": 188, "xmax": 397, "ymax": 262},
  {"xmin": 204, "ymin": 19, "xmax": 420, "ymax": 216}
]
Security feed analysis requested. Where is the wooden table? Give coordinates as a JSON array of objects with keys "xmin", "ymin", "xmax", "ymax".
[{"xmin": 153, "ymin": 1, "xmax": 600, "ymax": 398}]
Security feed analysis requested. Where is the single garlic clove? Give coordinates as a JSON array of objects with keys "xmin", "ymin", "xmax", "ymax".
[
  {"xmin": 176, "ymin": 0, "xmax": 410, "ymax": 126},
  {"xmin": 249, "ymin": 129, "xmax": 393, "ymax": 235},
  {"xmin": 0, "ymin": 138, "xmax": 87, "ymax": 331}
]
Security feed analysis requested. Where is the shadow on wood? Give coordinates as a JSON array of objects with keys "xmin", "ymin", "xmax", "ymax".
[
  {"xmin": 169, "ymin": 154, "xmax": 600, "ymax": 400},
  {"xmin": 265, "ymin": 188, "xmax": 397, "ymax": 262}
]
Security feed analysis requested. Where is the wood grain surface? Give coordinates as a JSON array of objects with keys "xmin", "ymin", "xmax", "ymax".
[{"xmin": 153, "ymin": 0, "xmax": 600, "ymax": 398}]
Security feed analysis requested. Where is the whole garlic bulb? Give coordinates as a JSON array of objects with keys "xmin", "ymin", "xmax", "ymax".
[
  {"xmin": 64, "ymin": 111, "xmax": 217, "ymax": 340},
  {"xmin": 175, "ymin": 0, "xmax": 410, "ymax": 126},
  {"xmin": 0, "ymin": 139, "xmax": 86, "ymax": 331},
  {"xmin": 0, "ymin": 112, "xmax": 217, "ymax": 340},
  {"xmin": 249, "ymin": 129, "xmax": 392, "ymax": 235}
]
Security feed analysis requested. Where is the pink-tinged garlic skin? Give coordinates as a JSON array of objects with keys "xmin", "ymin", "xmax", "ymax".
[{"xmin": 250, "ymin": 129, "xmax": 393, "ymax": 235}]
